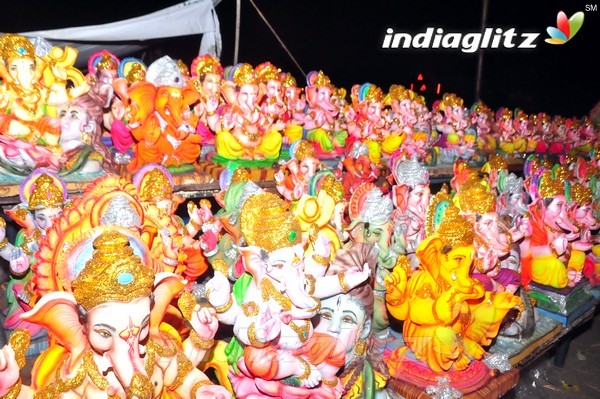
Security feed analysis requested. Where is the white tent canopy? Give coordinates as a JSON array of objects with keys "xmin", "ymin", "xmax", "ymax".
[{"xmin": 16, "ymin": 0, "xmax": 222, "ymax": 69}]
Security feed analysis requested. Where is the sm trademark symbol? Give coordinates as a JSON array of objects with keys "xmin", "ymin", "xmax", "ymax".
[{"xmin": 586, "ymin": 4, "xmax": 598, "ymax": 11}]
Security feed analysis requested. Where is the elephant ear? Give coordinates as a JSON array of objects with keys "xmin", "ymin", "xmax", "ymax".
[
  {"xmin": 238, "ymin": 246, "xmax": 269, "ymax": 281},
  {"xmin": 415, "ymin": 235, "xmax": 444, "ymax": 281},
  {"xmin": 21, "ymin": 292, "xmax": 88, "ymax": 356},
  {"xmin": 221, "ymin": 81, "xmax": 237, "ymax": 104},
  {"xmin": 305, "ymin": 85, "xmax": 317, "ymax": 105},
  {"xmin": 182, "ymin": 82, "xmax": 201, "ymax": 106}
]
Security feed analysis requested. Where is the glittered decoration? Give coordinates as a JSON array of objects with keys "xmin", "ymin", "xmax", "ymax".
[
  {"xmin": 232, "ymin": 63, "xmax": 258, "ymax": 86},
  {"xmin": 359, "ymin": 188, "xmax": 393, "ymax": 226},
  {"xmin": 240, "ymin": 192, "xmax": 301, "ymax": 252},
  {"xmin": 437, "ymin": 204, "xmax": 474, "ymax": 248},
  {"xmin": 100, "ymin": 195, "xmax": 142, "ymax": 228},
  {"xmin": 569, "ymin": 182, "xmax": 593, "ymax": 204},
  {"xmin": 425, "ymin": 376, "xmax": 463, "ymax": 399},
  {"xmin": 483, "ymin": 353, "xmax": 512, "ymax": 373},
  {"xmin": 538, "ymin": 171, "xmax": 565, "ymax": 199},
  {"xmin": 191, "ymin": 54, "xmax": 223, "ymax": 78},
  {"xmin": 0, "ymin": 34, "xmax": 34, "ymax": 61},
  {"xmin": 72, "ymin": 231, "xmax": 154, "ymax": 311},
  {"xmin": 281, "ymin": 72, "xmax": 297, "ymax": 88},
  {"xmin": 393, "ymin": 155, "xmax": 429, "ymax": 188},
  {"xmin": 457, "ymin": 179, "xmax": 496, "ymax": 215},
  {"xmin": 146, "ymin": 55, "xmax": 185, "ymax": 88},
  {"xmin": 293, "ymin": 140, "xmax": 316, "ymax": 161},
  {"xmin": 256, "ymin": 62, "xmax": 281, "ymax": 83},
  {"xmin": 136, "ymin": 166, "xmax": 173, "ymax": 201},
  {"xmin": 27, "ymin": 173, "xmax": 66, "ymax": 210}
]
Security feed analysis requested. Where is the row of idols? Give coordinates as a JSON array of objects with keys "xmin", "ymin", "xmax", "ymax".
[
  {"xmin": 0, "ymin": 143, "xmax": 599, "ymax": 397},
  {"xmin": 1, "ymin": 33, "xmax": 598, "ymax": 183}
]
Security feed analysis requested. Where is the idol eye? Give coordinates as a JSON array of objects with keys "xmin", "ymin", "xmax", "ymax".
[
  {"xmin": 319, "ymin": 311, "xmax": 332, "ymax": 320},
  {"xmin": 94, "ymin": 329, "xmax": 111, "ymax": 339},
  {"xmin": 342, "ymin": 316, "xmax": 356, "ymax": 324}
]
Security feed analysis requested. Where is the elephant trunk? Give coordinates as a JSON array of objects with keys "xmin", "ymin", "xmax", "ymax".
[{"xmin": 108, "ymin": 339, "xmax": 149, "ymax": 393}]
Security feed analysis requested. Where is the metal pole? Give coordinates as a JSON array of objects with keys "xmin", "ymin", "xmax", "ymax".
[
  {"xmin": 234, "ymin": 0, "xmax": 241, "ymax": 64},
  {"xmin": 475, "ymin": 0, "xmax": 489, "ymax": 102}
]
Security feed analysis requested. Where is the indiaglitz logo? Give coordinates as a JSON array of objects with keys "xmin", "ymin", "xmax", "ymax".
[
  {"xmin": 545, "ymin": 11, "xmax": 585, "ymax": 44},
  {"xmin": 381, "ymin": 9, "xmax": 586, "ymax": 51}
]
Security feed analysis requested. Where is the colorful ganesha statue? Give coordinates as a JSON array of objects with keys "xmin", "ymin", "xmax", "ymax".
[
  {"xmin": 2, "ymin": 170, "xmax": 67, "ymax": 344},
  {"xmin": 345, "ymin": 83, "xmax": 399, "ymax": 165},
  {"xmin": 212, "ymin": 63, "xmax": 282, "ymax": 162},
  {"xmin": 384, "ymin": 204, "xmax": 520, "ymax": 390},
  {"xmin": 0, "ymin": 34, "xmax": 89, "ymax": 175},
  {"xmin": 281, "ymin": 72, "xmax": 306, "ymax": 144},
  {"xmin": 0, "ymin": 230, "xmax": 230, "ymax": 399},
  {"xmin": 190, "ymin": 53, "xmax": 224, "ymax": 145},
  {"xmin": 304, "ymin": 70, "xmax": 347, "ymax": 158},
  {"xmin": 120, "ymin": 56, "xmax": 202, "ymax": 172},
  {"xmin": 275, "ymin": 140, "xmax": 322, "ymax": 202},
  {"xmin": 204, "ymin": 192, "xmax": 371, "ymax": 398},
  {"xmin": 522, "ymin": 169, "xmax": 583, "ymax": 289}
]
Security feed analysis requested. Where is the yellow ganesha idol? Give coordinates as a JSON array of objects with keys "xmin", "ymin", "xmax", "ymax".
[{"xmin": 384, "ymin": 203, "xmax": 520, "ymax": 393}]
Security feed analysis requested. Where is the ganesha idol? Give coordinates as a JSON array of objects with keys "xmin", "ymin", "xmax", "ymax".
[
  {"xmin": 211, "ymin": 63, "xmax": 282, "ymax": 163},
  {"xmin": 275, "ymin": 140, "xmax": 322, "ymax": 202},
  {"xmin": 190, "ymin": 54, "xmax": 224, "ymax": 146},
  {"xmin": 0, "ymin": 34, "xmax": 94, "ymax": 177},
  {"xmin": 344, "ymin": 83, "xmax": 400, "ymax": 165},
  {"xmin": 521, "ymin": 170, "xmax": 583, "ymax": 289},
  {"xmin": 385, "ymin": 85, "xmax": 433, "ymax": 163},
  {"xmin": 455, "ymin": 178, "xmax": 521, "ymax": 293},
  {"xmin": 304, "ymin": 70, "xmax": 347, "ymax": 158},
  {"xmin": 0, "ymin": 230, "xmax": 230, "ymax": 399},
  {"xmin": 384, "ymin": 204, "xmax": 520, "ymax": 392},
  {"xmin": 204, "ymin": 192, "xmax": 372, "ymax": 398},
  {"xmin": 432, "ymin": 93, "xmax": 475, "ymax": 164},
  {"xmin": 115, "ymin": 56, "xmax": 203, "ymax": 172}
]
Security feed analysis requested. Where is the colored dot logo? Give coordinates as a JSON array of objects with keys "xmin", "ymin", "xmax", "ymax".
[{"xmin": 545, "ymin": 11, "xmax": 585, "ymax": 44}]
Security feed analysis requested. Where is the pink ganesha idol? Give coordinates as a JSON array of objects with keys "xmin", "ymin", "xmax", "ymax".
[
  {"xmin": 190, "ymin": 54, "xmax": 224, "ymax": 146},
  {"xmin": 211, "ymin": 63, "xmax": 282, "ymax": 163},
  {"xmin": 304, "ymin": 70, "xmax": 347, "ymax": 159}
]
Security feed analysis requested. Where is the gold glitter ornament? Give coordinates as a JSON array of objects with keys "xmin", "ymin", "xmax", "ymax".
[
  {"xmin": 281, "ymin": 72, "xmax": 297, "ymax": 88},
  {"xmin": 0, "ymin": 34, "xmax": 34, "ymax": 61},
  {"xmin": 294, "ymin": 140, "xmax": 316, "ymax": 161},
  {"xmin": 72, "ymin": 231, "xmax": 155, "ymax": 311},
  {"xmin": 570, "ymin": 182, "xmax": 593, "ymax": 205},
  {"xmin": 233, "ymin": 63, "xmax": 258, "ymax": 86},
  {"xmin": 126, "ymin": 373, "xmax": 154, "ymax": 399},
  {"xmin": 191, "ymin": 54, "xmax": 223, "ymax": 78},
  {"xmin": 96, "ymin": 54, "xmax": 118, "ymax": 71},
  {"xmin": 312, "ymin": 70, "xmax": 332, "ymax": 89},
  {"xmin": 437, "ymin": 204, "xmax": 474, "ymax": 248},
  {"xmin": 178, "ymin": 290, "xmax": 196, "ymax": 322},
  {"xmin": 256, "ymin": 62, "xmax": 281, "ymax": 83},
  {"xmin": 240, "ymin": 192, "xmax": 301, "ymax": 252},
  {"xmin": 231, "ymin": 167, "xmax": 250, "ymax": 184},
  {"xmin": 8, "ymin": 329, "xmax": 30, "ymax": 369},
  {"xmin": 457, "ymin": 180, "xmax": 496, "ymax": 215},
  {"xmin": 538, "ymin": 171, "xmax": 565, "ymax": 199},
  {"xmin": 320, "ymin": 174, "xmax": 345, "ymax": 204},
  {"xmin": 28, "ymin": 174, "xmax": 65, "ymax": 210},
  {"xmin": 138, "ymin": 168, "xmax": 173, "ymax": 201}
]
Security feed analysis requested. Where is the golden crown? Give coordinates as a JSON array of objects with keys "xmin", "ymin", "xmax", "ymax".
[
  {"xmin": 312, "ymin": 70, "xmax": 331, "ymax": 88},
  {"xmin": 364, "ymin": 85, "xmax": 383, "ymax": 103},
  {"xmin": 193, "ymin": 54, "xmax": 223, "ymax": 77},
  {"xmin": 72, "ymin": 231, "xmax": 155, "ymax": 311},
  {"xmin": 458, "ymin": 180, "xmax": 496, "ymax": 215},
  {"xmin": 437, "ymin": 204, "xmax": 474, "ymax": 248},
  {"xmin": 139, "ymin": 168, "xmax": 173, "ymax": 201},
  {"xmin": 538, "ymin": 171, "xmax": 564, "ymax": 199},
  {"xmin": 440, "ymin": 93, "xmax": 464, "ymax": 109},
  {"xmin": 96, "ymin": 53, "xmax": 118, "ymax": 71},
  {"xmin": 241, "ymin": 192, "xmax": 301, "ymax": 252},
  {"xmin": 570, "ymin": 182, "xmax": 593, "ymax": 205},
  {"xmin": 388, "ymin": 84, "xmax": 410, "ymax": 101},
  {"xmin": 0, "ymin": 34, "xmax": 34, "ymax": 61},
  {"xmin": 256, "ymin": 62, "xmax": 281, "ymax": 83},
  {"xmin": 126, "ymin": 62, "xmax": 146, "ymax": 84},
  {"xmin": 294, "ymin": 140, "xmax": 316, "ymax": 161},
  {"xmin": 233, "ymin": 63, "xmax": 258, "ymax": 86},
  {"xmin": 487, "ymin": 154, "xmax": 508, "ymax": 172},
  {"xmin": 28, "ymin": 174, "xmax": 65, "ymax": 210},
  {"xmin": 281, "ymin": 73, "xmax": 297, "ymax": 88}
]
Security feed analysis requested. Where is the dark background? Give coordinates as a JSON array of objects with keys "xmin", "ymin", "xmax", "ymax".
[{"xmin": 1, "ymin": 0, "xmax": 598, "ymax": 118}]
